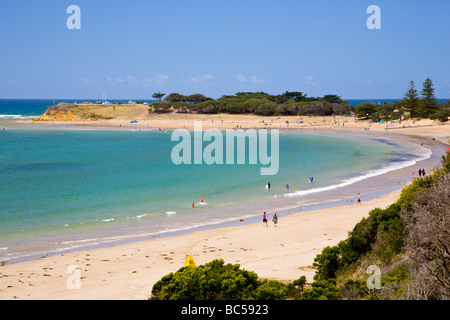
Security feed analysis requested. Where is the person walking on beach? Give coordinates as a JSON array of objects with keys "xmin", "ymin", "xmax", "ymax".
[
  {"xmin": 357, "ymin": 193, "xmax": 361, "ymax": 206},
  {"xmin": 418, "ymin": 169, "xmax": 422, "ymax": 177},
  {"xmin": 267, "ymin": 182, "xmax": 271, "ymax": 189},
  {"xmin": 263, "ymin": 212, "xmax": 268, "ymax": 227},
  {"xmin": 422, "ymin": 168, "xmax": 426, "ymax": 176},
  {"xmin": 272, "ymin": 213, "xmax": 278, "ymax": 227}
]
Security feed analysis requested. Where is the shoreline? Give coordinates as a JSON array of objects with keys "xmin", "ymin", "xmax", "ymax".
[
  {"xmin": 4, "ymin": 113, "xmax": 449, "ymax": 147},
  {"xmin": 0, "ymin": 117, "xmax": 448, "ymax": 299},
  {"xmin": 4, "ymin": 113, "xmax": 449, "ymax": 151},
  {"xmin": 0, "ymin": 187, "xmax": 404, "ymax": 300},
  {"xmin": 0, "ymin": 122, "xmax": 440, "ymax": 264}
]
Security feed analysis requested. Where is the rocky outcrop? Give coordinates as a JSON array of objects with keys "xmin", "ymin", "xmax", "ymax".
[{"xmin": 33, "ymin": 107, "xmax": 78, "ymax": 121}]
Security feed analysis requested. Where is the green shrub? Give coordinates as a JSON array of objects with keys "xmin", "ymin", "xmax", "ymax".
[
  {"xmin": 150, "ymin": 259, "xmax": 260, "ymax": 300},
  {"xmin": 300, "ymin": 279, "xmax": 341, "ymax": 300},
  {"xmin": 429, "ymin": 108, "xmax": 450, "ymax": 122},
  {"xmin": 313, "ymin": 246, "xmax": 340, "ymax": 281},
  {"xmin": 253, "ymin": 280, "xmax": 287, "ymax": 300},
  {"xmin": 254, "ymin": 102, "xmax": 277, "ymax": 116},
  {"xmin": 273, "ymin": 108, "xmax": 280, "ymax": 116},
  {"xmin": 150, "ymin": 101, "xmax": 171, "ymax": 113}
]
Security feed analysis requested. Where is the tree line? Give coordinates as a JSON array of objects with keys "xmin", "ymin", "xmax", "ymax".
[
  {"xmin": 356, "ymin": 78, "xmax": 450, "ymax": 122},
  {"xmin": 150, "ymin": 91, "xmax": 354, "ymax": 116},
  {"xmin": 149, "ymin": 78, "xmax": 449, "ymax": 122}
]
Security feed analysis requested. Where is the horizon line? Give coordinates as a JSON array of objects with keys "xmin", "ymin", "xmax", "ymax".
[{"xmin": 1, "ymin": 97, "xmax": 450, "ymax": 101}]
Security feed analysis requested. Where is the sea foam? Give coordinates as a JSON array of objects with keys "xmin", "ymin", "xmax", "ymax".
[{"xmin": 285, "ymin": 148, "xmax": 432, "ymax": 198}]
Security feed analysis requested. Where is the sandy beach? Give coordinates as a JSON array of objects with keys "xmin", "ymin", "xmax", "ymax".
[
  {"xmin": 0, "ymin": 115, "xmax": 449, "ymax": 300},
  {"xmin": 0, "ymin": 188, "xmax": 402, "ymax": 300},
  {"xmin": 21, "ymin": 111, "xmax": 450, "ymax": 145},
  {"xmin": 2, "ymin": 0, "xmax": 450, "ymax": 303}
]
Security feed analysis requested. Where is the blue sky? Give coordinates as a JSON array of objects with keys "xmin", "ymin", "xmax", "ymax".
[{"xmin": 1, "ymin": 0, "xmax": 449, "ymax": 100}]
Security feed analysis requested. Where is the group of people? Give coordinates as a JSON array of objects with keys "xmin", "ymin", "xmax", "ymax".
[
  {"xmin": 412, "ymin": 168, "xmax": 426, "ymax": 179},
  {"xmin": 192, "ymin": 195, "xmax": 205, "ymax": 208},
  {"xmin": 267, "ymin": 177, "xmax": 314, "ymax": 192},
  {"xmin": 262, "ymin": 211, "xmax": 278, "ymax": 227},
  {"xmin": 194, "ymin": 166, "xmax": 429, "ymax": 228}
]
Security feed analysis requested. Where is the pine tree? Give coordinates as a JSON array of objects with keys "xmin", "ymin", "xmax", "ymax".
[
  {"xmin": 403, "ymin": 81, "xmax": 419, "ymax": 117},
  {"xmin": 152, "ymin": 92, "xmax": 166, "ymax": 102},
  {"xmin": 419, "ymin": 78, "xmax": 438, "ymax": 118}
]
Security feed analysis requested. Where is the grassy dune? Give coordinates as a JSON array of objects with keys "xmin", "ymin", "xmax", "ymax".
[{"xmin": 33, "ymin": 103, "xmax": 152, "ymax": 121}]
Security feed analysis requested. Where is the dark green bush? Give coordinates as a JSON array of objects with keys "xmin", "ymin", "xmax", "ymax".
[
  {"xmin": 313, "ymin": 246, "xmax": 340, "ymax": 281},
  {"xmin": 300, "ymin": 279, "xmax": 341, "ymax": 300},
  {"xmin": 150, "ymin": 259, "xmax": 260, "ymax": 300},
  {"xmin": 253, "ymin": 280, "xmax": 287, "ymax": 300}
]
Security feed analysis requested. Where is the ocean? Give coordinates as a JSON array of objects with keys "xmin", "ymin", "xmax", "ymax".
[{"xmin": 0, "ymin": 100, "xmax": 434, "ymax": 263}]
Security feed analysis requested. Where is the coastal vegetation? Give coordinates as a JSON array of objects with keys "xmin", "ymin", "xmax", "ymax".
[
  {"xmin": 355, "ymin": 78, "xmax": 450, "ymax": 122},
  {"xmin": 312, "ymin": 151, "xmax": 450, "ymax": 300},
  {"xmin": 144, "ymin": 78, "xmax": 449, "ymax": 122},
  {"xmin": 150, "ymin": 259, "xmax": 309, "ymax": 300},
  {"xmin": 32, "ymin": 78, "xmax": 448, "ymax": 122},
  {"xmin": 149, "ymin": 91, "xmax": 354, "ymax": 117},
  {"xmin": 149, "ymin": 78, "xmax": 449, "ymax": 122},
  {"xmin": 150, "ymin": 152, "xmax": 450, "ymax": 300}
]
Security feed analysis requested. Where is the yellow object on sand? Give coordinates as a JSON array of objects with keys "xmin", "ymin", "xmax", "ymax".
[{"xmin": 183, "ymin": 255, "xmax": 197, "ymax": 267}]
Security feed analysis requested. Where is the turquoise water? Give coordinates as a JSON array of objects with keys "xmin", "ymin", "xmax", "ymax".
[{"xmin": 0, "ymin": 127, "xmax": 420, "ymax": 262}]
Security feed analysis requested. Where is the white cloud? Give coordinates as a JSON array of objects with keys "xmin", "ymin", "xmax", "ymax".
[
  {"xmin": 188, "ymin": 74, "xmax": 215, "ymax": 83},
  {"xmin": 106, "ymin": 75, "xmax": 137, "ymax": 83},
  {"xmin": 235, "ymin": 75, "xmax": 267, "ymax": 84},
  {"xmin": 236, "ymin": 75, "xmax": 247, "ymax": 82},
  {"xmin": 304, "ymin": 76, "xmax": 319, "ymax": 87},
  {"xmin": 116, "ymin": 75, "xmax": 137, "ymax": 83},
  {"xmin": 80, "ymin": 77, "xmax": 100, "ymax": 85},
  {"xmin": 251, "ymin": 76, "xmax": 267, "ymax": 84},
  {"xmin": 105, "ymin": 74, "xmax": 169, "ymax": 86},
  {"xmin": 146, "ymin": 74, "xmax": 169, "ymax": 84}
]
